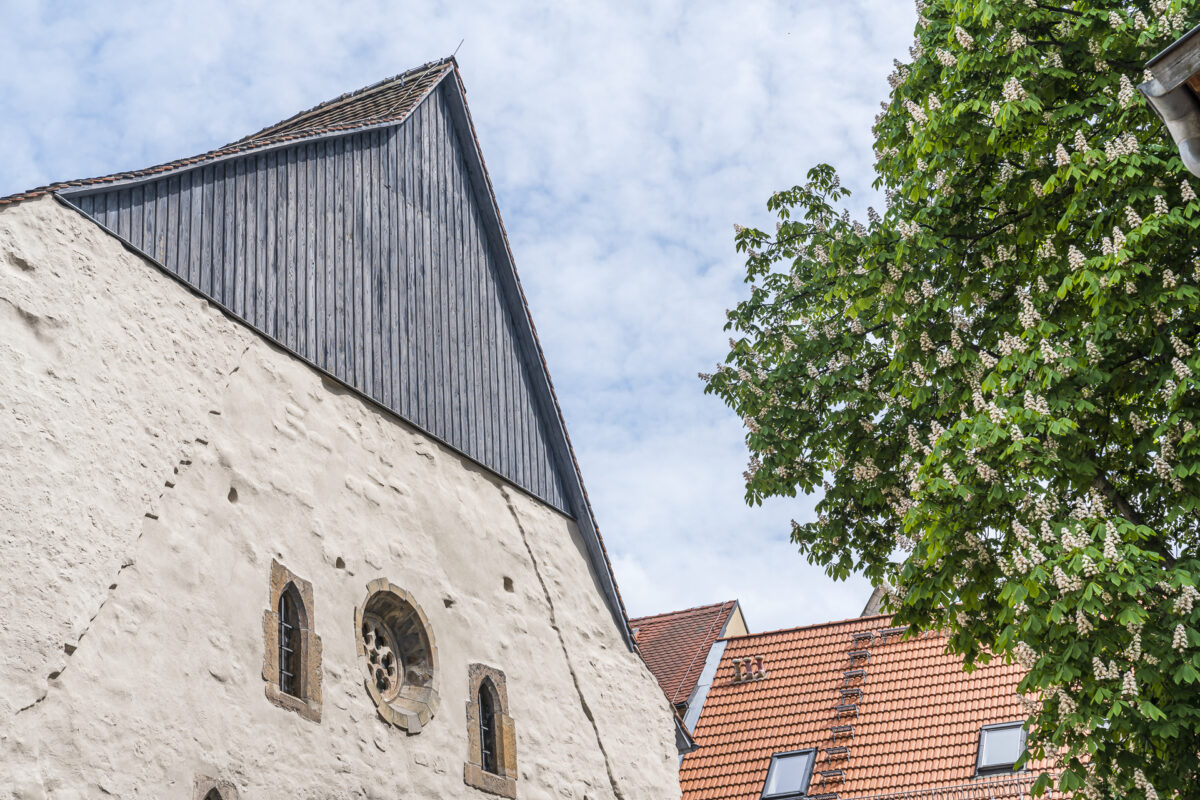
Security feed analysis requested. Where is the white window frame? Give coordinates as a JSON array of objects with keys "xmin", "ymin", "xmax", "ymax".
[
  {"xmin": 975, "ymin": 720, "xmax": 1027, "ymax": 776},
  {"xmin": 761, "ymin": 748, "xmax": 817, "ymax": 799}
]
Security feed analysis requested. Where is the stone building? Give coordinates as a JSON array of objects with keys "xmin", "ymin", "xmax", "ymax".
[{"xmin": 0, "ymin": 58, "xmax": 680, "ymax": 798}]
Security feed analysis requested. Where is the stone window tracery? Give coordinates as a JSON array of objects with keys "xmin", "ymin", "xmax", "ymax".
[
  {"xmin": 262, "ymin": 559, "xmax": 322, "ymax": 722},
  {"xmin": 193, "ymin": 776, "xmax": 238, "ymax": 800},
  {"xmin": 355, "ymin": 579, "xmax": 439, "ymax": 732},
  {"xmin": 464, "ymin": 663, "xmax": 517, "ymax": 798}
]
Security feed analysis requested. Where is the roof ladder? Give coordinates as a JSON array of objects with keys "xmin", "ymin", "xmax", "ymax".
[
  {"xmin": 842, "ymin": 668, "xmax": 866, "ymax": 685},
  {"xmin": 824, "ymin": 746, "xmax": 850, "ymax": 761},
  {"xmin": 847, "ymin": 649, "xmax": 871, "ymax": 665},
  {"xmin": 839, "ymin": 687, "xmax": 863, "ymax": 701},
  {"xmin": 833, "ymin": 703, "xmax": 858, "ymax": 718},
  {"xmin": 851, "ymin": 631, "xmax": 876, "ymax": 646},
  {"xmin": 830, "ymin": 724, "xmax": 854, "ymax": 740},
  {"xmin": 818, "ymin": 769, "xmax": 846, "ymax": 784},
  {"xmin": 880, "ymin": 626, "xmax": 907, "ymax": 642}
]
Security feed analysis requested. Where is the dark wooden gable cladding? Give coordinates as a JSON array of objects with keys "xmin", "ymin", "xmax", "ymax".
[{"xmin": 62, "ymin": 81, "xmax": 570, "ymax": 515}]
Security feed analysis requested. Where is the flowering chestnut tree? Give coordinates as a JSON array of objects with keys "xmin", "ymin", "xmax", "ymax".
[{"xmin": 704, "ymin": 2, "xmax": 1200, "ymax": 797}]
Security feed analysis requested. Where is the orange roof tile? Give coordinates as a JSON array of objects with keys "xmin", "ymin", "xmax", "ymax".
[
  {"xmin": 680, "ymin": 615, "xmax": 1057, "ymax": 799},
  {"xmin": 632, "ymin": 601, "xmax": 739, "ymax": 706}
]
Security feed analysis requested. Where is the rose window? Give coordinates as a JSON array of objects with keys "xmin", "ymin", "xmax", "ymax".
[{"xmin": 354, "ymin": 579, "xmax": 439, "ymax": 732}]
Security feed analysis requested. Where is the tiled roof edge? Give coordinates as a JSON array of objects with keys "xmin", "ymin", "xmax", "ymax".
[
  {"xmin": 630, "ymin": 600, "xmax": 737, "ymax": 626},
  {"xmin": 717, "ymin": 612, "xmax": 898, "ymax": 642}
]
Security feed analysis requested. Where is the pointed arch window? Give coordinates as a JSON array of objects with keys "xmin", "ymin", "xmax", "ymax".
[
  {"xmin": 479, "ymin": 680, "xmax": 498, "ymax": 773},
  {"xmin": 263, "ymin": 559, "xmax": 322, "ymax": 722},
  {"xmin": 192, "ymin": 776, "xmax": 237, "ymax": 800},
  {"xmin": 278, "ymin": 586, "xmax": 301, "ymax": 696},
  {"xmin": 465, "ymin": 664, "xmax": 517, "ymax": 798}
]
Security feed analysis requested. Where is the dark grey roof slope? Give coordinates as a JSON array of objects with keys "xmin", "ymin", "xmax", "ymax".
[{"xmin": 0, "ymin": 60, "xmax": 633, "ymax": 646}]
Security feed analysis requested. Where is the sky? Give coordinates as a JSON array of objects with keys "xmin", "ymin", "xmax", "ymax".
[{"xmin": 0, "ymin": 0, "xmax": 917, "ymax": 632}]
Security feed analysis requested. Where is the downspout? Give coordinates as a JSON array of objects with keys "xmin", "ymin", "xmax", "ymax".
[
  {"xmin": 1139, "ymin": 77, "xmax": 1200, "ymax": 178},
  {"xmin": 1140, "ymin": 22, "xmax": 1200, "ymax": 178}
]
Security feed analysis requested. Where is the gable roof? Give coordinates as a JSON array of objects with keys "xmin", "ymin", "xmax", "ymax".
[
  {"xmin": 631, "ymin": 600, "xmax": 740, "ymax": 705},
  {"xmin": 680, "ymin": 615, "xmax": 1058, "ymax": 800},
  {"xmin": 0, "ymin": 59, "xmax": 634, "ymax": 648}
]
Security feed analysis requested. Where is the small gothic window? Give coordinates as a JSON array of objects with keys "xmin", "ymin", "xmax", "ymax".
[
  {"xmin": 278, "ymin": 586, "xmax": 301, "ymax": 697},
  {"xmin": 192, "ymin": 776, "xmax": 237, "ymax": 800},
  {"xmin": 465, "ymin": 664, "xmax": 517, "ymax": 798},
  {"xmin": 262, "ymin": 560, "xmax": 322, "ymax": 722},
  {"xmin": 479, "ymin": 681, "xmax": 498, "ymax": 773}
]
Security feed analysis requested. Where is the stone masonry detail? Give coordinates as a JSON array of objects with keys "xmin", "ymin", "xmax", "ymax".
[
  {"xmin": 262, "ymin": 559, "xmax": 323, "ymax": 722},
  {"xmin": 355, "ymin": 579, "xmax": 440, "ymax": 733},
  {"xmin": 465, "ymin": 663, "xmax": 518, "ymax": 798}
]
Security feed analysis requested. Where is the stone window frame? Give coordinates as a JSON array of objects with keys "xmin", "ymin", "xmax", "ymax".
[
  {"xmin": 262, "ymin": 559, "xmax": 322, "ymax": 722},
  {"xmin": 464, "ymin": 663, "xmax": 517, "ymax": 798},
  {"xmin": 193, "ymin": 776, "xmax": 238, "ymax": 800},
  {"xmin": 354, "ymin": 578, "xmax": 440, "ymax": 732}
]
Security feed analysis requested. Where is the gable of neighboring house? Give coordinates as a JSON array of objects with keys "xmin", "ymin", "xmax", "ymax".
[
  {"xmin": 631, "ymin": 600, "xmax": 747, "ymax": 714},
  {"xmin": 681, "ymin": 615, "xmax": 1056, "ymax": 800}
]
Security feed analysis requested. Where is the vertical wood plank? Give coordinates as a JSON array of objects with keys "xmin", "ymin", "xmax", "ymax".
[{"xmin": 140, "ymin": 182, "xmax": 155, "ymax": 256}]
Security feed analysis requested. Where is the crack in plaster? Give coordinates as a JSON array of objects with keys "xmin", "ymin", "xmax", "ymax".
[
  {"xmin": 17, "ymin": 437, "xmax": 213, "ymax": 716},
  {"xmin": 502, "ymin": 488, "xmax": 626, "ymax": 800}
]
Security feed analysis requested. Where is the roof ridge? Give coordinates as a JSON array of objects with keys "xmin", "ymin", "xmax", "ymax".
[
  {"xmin": 0, "ymin": 58, "xmax": 455, "ymax": 209},
  {"xmin": 718, "ymin": 612, "xmax": 897, "ymax": 641},
  {"xmin": 232, "ymin": 56, "xmax": 456, "ymax": 145},
  {"xmin": 629, "ymin": 600, "xmax": 736, "ymax": 625}
]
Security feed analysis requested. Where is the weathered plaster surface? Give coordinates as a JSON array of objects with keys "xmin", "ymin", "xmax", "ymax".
[{"xmin": 0, "ymin": 197, "xmax": 679, "ymax": 799}]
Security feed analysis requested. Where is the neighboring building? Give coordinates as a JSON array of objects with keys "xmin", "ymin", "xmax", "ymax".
[
  {"xmin": 0, "ymin": 58, "xmax": 680, "ymax": 797},
  {"xmin": 631, "ymin": 601, "xmax": 747, "ymax": 728},
  {"xmin": 672, "ymin": 614, "xmax": 1056, "ymax": 800}
]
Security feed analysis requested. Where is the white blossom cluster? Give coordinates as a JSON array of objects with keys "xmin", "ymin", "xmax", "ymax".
[
  {"xmin": 1022, "ymin": 393, "xmax": 1051, "ymax": 417},
  {"xmin": 1185, "ymin": 179, "xmax": 1198, "ymax": 203},
  {"xmin": 1134, "ymin": 769, "xmax": 1159, "ymax": 800},
  {"xmin": 1173, "ymin": 623, "xmax": 1188, "ymax": 651},
  {"xmin": 954, "ymin": 25, "xmax": 974, "ymax": 50},
  {"xmin": 1118, "ymin": 74, "xmax": 1136, "ymax": 107},
  {"xmin": 1053, "ymin": 564, "xmax": 1083, "ymax": 593},
  {"xmin": 935, "ymin": 48, "xmax": 955, "ymax": 67},
  {"xmin": 1121, "ymin": 668, "xmax": 1138, "ymax": 697},
  {"xmin": 1001, "ymin": 77, "xmax": 1027, "ymax": 103},
  {"xmin": 1054, "ymin": 143, "xmax": 1070, "ymax": 167},
  {"xmin": 1093, "ymin": 656, "xmax": 1119, "ymax": 680},
  {"xmin": 1104, "ymin": 133, "xmax": 1139, "ymax": 161},
  {"xmin": 1174, "ymin": 584, "xmax": 1199, "ymax": 614}
]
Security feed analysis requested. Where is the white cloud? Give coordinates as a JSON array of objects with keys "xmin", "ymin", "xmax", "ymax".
[{"xmin": 0, "ymin": 0, "xmax": 914, "ymax": 631}]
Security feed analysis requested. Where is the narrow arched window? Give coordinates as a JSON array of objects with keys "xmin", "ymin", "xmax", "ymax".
[
  {"xmin": 465, "ymin": 665, "xmax": 515, "ymax": 795},
  {"xmin": 263, "ymin": 561, "xmax": 322, "ymax": 721},
  {"xmin": 278, "ymin": 586, "xmax": 301, "ymax": 697},
  {"xmin": 479, "ymin": 682, "xmax": 498, "ymax": 773}
]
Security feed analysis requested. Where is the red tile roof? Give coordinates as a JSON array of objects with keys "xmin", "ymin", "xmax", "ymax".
[
  {"xmin": 632, "ymin": 601, "xmax": 739, "ymax": 706},
  {"xmin": 680, "ymin": 615, "xmax": 1057, "ymax": 799},
  {"xmin": 0, "ymin": 58, "xmax": 453, "ymax": 208}
]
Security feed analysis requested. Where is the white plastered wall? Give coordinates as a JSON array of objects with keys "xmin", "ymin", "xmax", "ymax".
[{"xmin": 0, "ymin": 197, "xmax": 679, "ymax": 800}]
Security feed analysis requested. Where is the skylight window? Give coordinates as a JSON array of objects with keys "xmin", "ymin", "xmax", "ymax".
[
  {"xmin": 761, "ymin": 749, "xmax": 816, "ymax": 799},
  {"xmin": 976, "ymin": 721, "xmax": 1026, "ymax": 775}
]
